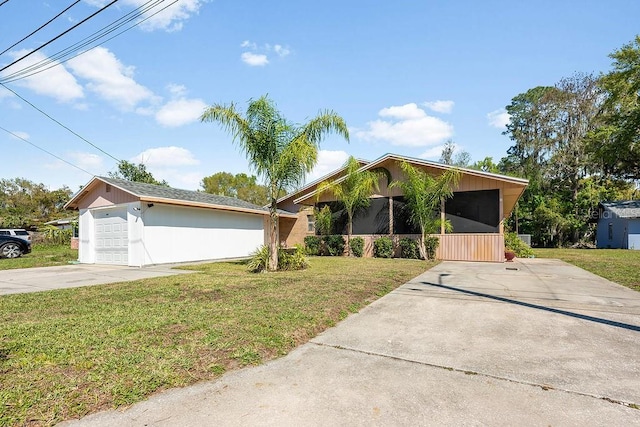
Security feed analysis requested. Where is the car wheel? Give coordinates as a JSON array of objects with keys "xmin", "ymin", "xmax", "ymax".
[{"xmin": 0, "ymin": 243, "xmax": 23, "ymax": 258}]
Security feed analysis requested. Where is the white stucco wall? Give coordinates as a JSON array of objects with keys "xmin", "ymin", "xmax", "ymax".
[{"xmin": 140, "ymin": 204, "xmax": 264, "ymax": 265}]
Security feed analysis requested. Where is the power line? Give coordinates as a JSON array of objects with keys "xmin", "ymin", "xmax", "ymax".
[
  {"xmin": 0, "ymin": 1, "xmax": 81, "ymax": 57},
  {"xmin": 0, "ymin": 124, "xmax": 94, "ymax": 176},
  {"xmin": 0, "ymin": 83, "xmax": 121, "ymax": 163},
  {"xmin": 0, "ymin": 0, "xmax": 10, "ymax": 8},
  {"xmin": 0, "ymin": 0, "xmax": 177, "ymax": 83},
  {"xmin": 0, "ymin": 0, "xmax": 119, "ymax": 74}
]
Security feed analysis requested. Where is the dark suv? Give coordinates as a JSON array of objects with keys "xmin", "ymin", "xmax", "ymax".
[{"xmin": 0, "ymin": 235, "xmax": 32, "ymax": 258}]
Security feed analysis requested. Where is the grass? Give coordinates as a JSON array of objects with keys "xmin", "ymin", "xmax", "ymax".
[
  {"xmin": 0, "ymin": 256, "xmax": 434, "ymax": 426},
  {"xmin": 533, "ymin": 248, "xmax": 640, "ymax": 291},
  {"xmin": 0, "ymin": 244, "xmax": 78, "ymax": 270}
]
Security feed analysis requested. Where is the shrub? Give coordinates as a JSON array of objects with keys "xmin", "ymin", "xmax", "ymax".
[
  {"xmin": 373, "ymin": 236, "xmax": 393, "ymax": 258},
  {"xmin": 247, "ymin": 245, "xmax": 269, "ymax": 272},
  {"xmin": 278, "ymin": 245, "xmax": 309, "ymax": 271},
  {"xmin": 399, "ymin": 237, "xmax": 419, "ymax": 259},
  {"xmin": 424, "ymin": 236, "xmax": 439, "ymax": 260},
  {"xmin": 314, "ymin": 205, "xmax": 333, "ymax": 236},
  {"xmin": 350, "ymin": 237, "xmax": 364, "ymax": 257},
  {"xmin": 247, "ymin": 245, "xmax": 309, "ymax": 272},
  {"xmin": 40, "ymin": 224, "xmax": 73, "ymax": 246},
  {"xmin": 504, "ymin": 232, "xmax": 534, "ymax": 258},
  {"xmin": 323, "ymin": 235, "xmax": 345, "ymax": 256},
  {"xmin": 304, "ymin": 235, "xmax": 322, "ymax": 255}
]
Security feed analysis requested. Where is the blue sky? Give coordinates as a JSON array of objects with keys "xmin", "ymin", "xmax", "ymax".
[{"xmin": 1, "ymin": 0, "xmax": 639, "ymax": 192}]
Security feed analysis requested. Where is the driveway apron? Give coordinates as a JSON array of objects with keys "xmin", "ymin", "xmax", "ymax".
[{"xmin": 60, "ymin": 258, "xmax": 640, "ymax": 426}]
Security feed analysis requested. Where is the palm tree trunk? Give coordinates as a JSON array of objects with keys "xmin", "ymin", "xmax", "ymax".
[
  {"xmin": 418, "ymin": 227, "xmax": 427, "ymax": 260},
  {"xmin": 268, "ymin": 201, "xmax": 279, "ymax": 271},
  {"xmin": 347, "ymin": 213, "xmax": 353, "ymax": 256}
]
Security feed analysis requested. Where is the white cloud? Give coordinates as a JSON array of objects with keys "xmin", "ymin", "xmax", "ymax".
[
  {"xmin": 306, "ymin": 150, "xmax": 350, "ymax": 183},
  {"xmin": 155, "ymin": 98, "xmax": 207, "ymax": 127},
  {"xmin": 68, "ymin": 151, "xmax": 105, "ymax": 171},
  {"xmin": 273, "ymin": 44, "xmax": 291, "ymax": 57},
  {"xmin": 356, "ymin": 103, "xmax": 454, "ymax": 147},
  {"xmin": 9, "ymin": 131, "xmax": 29, "ymax": 141},
  {"xmin": 487, "ymin": 109, "xmax": 510, "ymax": 128},
  {"xmin": 241, "ymin": 52, "xmax": 269, "ymax": 67},
  {"xmin": 241, "ymin": 40, "xmax": 257, "ymax": 49},
  {"xmin": 2, "ymin": 50, "xmax": 83, "ymax": 102},
  {"xmin": 87, "ymin": 0, "xmax": 202, "ymax": 32},
  {"xmin": 423, "ymin": 100, "xmax": 454, "ymax": 114},
  {"xmin": 67, "ymin": 47, "xmax": 154, "ymax": 111},
  {"xmin": 132, "ymin": 146, "xmax": 199, "ymax": 168},
  {"xmin": 166, "ymin": 83, "xmax": 187, "ymax": 97},
  {"xmin": 419, "ymin": 145, "xmax": 446, "ymax": 159}
]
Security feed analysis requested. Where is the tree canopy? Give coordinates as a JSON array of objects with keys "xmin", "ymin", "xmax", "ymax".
[
  {"xmin": 109, "ymin": 161, "xmax": 168, "ymax": 186},
  {"xmin": 201, "ymin": 172, "xmax": 280, "ymax": 206},
  {"xmin": 0, "ymin": 178, "xmax": 72, "ymax": 227}
]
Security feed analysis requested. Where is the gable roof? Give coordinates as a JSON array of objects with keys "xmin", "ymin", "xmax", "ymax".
[
  {"xmin": 600, "ymin": 200, "xmax": 640, "ymax": 219},
  {"xmin": 65, "ymin": 176, "xmax": 297, "ymax": 218},
  {"xmin": 291, "ymin": 153, "xmax": 528, "ymax": 205}
]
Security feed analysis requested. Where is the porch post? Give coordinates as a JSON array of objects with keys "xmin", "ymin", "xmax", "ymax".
[
  {"xmin": 389, "ymin": 196, "xmax": 393, "ymax": 235},
  {"xmin": 440, "ymin": 199, "xmax": 445, "ymax": 234},
  {"xmin": 499, "ymin": 188, "xmax": 504, "ymax": 235}
]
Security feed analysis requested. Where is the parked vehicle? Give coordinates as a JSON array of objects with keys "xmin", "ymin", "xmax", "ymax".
[
  {"xmin": 0, "ymin": 228, "xmax": 31, "ymax": 242},
  {"xmin": 0, "ymin": 235, "xmax": 32, "ymax": 258}
]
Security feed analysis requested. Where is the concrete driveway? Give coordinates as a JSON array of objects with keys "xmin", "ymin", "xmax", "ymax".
[
  {"xmin": 0, "ymin": 264, "xmax": 194, "ymax": 295},
  {"xmin": 61, "ymin": 258, "xmax": 640, "ymax": 426}
]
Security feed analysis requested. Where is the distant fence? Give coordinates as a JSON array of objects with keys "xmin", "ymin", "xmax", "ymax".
[{"xmin": 518, "ymin": 234, "xmax": 532, "ymax": 246}]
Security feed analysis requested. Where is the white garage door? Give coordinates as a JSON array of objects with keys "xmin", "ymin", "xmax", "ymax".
[{"xmin": 94, "ymin": 208, "xmax": 128, "ymax": 265}]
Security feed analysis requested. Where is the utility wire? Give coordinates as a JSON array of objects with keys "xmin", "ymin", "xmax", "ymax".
[
  {"xmin": 0, "ymin": 124, "xmax": 94, "ymax": 176},
  {"xmin": 1, "ymin": 0, "xmax": 176, "ymax": 83},
  {"xmin": 0, "ymin": 1, "xmax": 81, "ymax": 57},
  {"xmin": 0, "ymin": 83, "xmax": 121, "ymax": 163},
  {"xmin": 0, "ymin": 0, "xmax": 119, "ymax": 73},
  {"xmin": 0, "ymin": 0, "xmax": 10, "ymax": 8}
]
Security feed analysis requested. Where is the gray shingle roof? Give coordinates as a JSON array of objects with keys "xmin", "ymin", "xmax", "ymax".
[
  {"xmin": 99, "ymin": 176, "xmax": 272, "ymax": 213},
  {"xmin": 600, "ymin": 200, "xmax": 640, "ymax": 219}
]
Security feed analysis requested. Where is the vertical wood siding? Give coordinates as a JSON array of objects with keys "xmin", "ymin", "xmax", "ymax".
[{"xmin": 435, "ymin": 234, "xmax": 504, "ymax": 262}]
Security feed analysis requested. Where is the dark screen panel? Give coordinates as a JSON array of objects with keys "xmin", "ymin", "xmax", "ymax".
[{"xmin": 445, "ymin": 189, "xmax": 499, "ymax": 233}]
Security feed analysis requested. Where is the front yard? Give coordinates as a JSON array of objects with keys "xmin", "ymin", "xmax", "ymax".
[
  {"xmin": 0, "ymin": 244, "xmax": 78, "ymax": 270},
  {"xmin": 533, "ymin": 248, "xmax": 640, "ymax": 292},
  {"xmin": 0, "ymin": 256, "xmax": 433, "ymax": 426}
]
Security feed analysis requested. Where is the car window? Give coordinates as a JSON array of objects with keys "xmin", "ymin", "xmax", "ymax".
[
  {"xmin": 0, "ymin": 231, "xmax": 8, "ymax": 235},
  {"xmin": 15, "ymin": 231, "xmax": 29, "ymax": 236}
]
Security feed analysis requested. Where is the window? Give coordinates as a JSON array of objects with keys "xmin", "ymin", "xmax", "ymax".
[
  {"xmin": 307, "ymin": 215, "xmax": 315, "ymax": 233},
  {"xmin": 445, "ymin": 189, "xmax": 500, "ymax": 233},
  {"xmin": 106, "ymin": 184, "xmax": 111, "ymax": 193},
  {"xmin": 608, "ymin": 223, "xmax": 613, "ymax": 240}
]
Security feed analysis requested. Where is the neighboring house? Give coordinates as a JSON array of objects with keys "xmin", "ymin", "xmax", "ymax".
[
  {"xmin": 64, "ymin": 176, "xmax": 296, "ymax": 266},
  {"xmin": 44, "ymin": 218, "xmax": 77, "ymax": 230},
  {"xmin": 276, "ymin": 153, "xmax": 529, "ymax": 262},
  {"xmin": 596, "ymin": 201, "xmax": 640, "ymax": 250}
]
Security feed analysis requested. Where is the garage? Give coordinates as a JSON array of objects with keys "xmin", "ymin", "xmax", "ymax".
[
  {"xmin": 94, "ymin": 207, "xmax": 128, "ymax": 265},
  {"xmin": 65, "ymin": 176, "xmax": 297, "ymax": 267}
]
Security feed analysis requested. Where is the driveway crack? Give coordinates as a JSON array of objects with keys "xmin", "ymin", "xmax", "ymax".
[{"xmin": 310, "ymin": 341, "xmax": 639, "ymax": 411}]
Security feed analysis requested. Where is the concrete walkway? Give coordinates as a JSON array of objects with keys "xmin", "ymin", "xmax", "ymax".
[
  {"xmin": 60, "ymin": 259, "xmax": 640, "ymax": 426},
  {"xmin": 0, "ymin": 264, "xmax": 194, "ymax": 295}
]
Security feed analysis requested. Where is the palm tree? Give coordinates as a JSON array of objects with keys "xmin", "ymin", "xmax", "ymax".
[
  {"xmin": 390, "ymin": 161, "xmax": 460, "ymax": 259},
  {"xmin": 201, "ymin": 95, "xmax": 349, "ymax": 271},
  {"xmin": 318, "ymin": 156, "xmax": 384, "ymax": 256}
]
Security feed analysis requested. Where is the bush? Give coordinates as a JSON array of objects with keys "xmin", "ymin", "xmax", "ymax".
[
  {"xmin": 304, "ymin": 235, "xmax": 322, "ymax": 255},
  {"xmin": 350, "ymin": 237, "xmax": 364, "ymax": 257},
  {"xmin": 324, "ymin": 235, "xmax": 345, "ymax": 256},
  {"xmin": 247, "ymin": 245, "xmax": 309, "ymax": 272},
  {"xmin": 424, "ymin": 236, "xmax": 439, "ymax": 260},
  {"xmin": 504, "ymin": 232, "xmax": 534, "ymax": 258},
  {"xmin": 278, "ymin": 245, "xmax": 309, "ymax": 271},
  {"xmin": 399, "ymin": 237, "xmax": 419, "ymax": 259},
  {"xmin": 373, "ymin": 236, "xmax": 393, "ymax": 258},
  {"xmin": 39, "ymin": 224, "xmax": 73, "ymax": 246}
]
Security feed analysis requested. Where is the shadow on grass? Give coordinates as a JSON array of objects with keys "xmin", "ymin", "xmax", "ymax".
[{"xmin": 413, "ymin": 274, "xmax": 640, "ymax": 333}]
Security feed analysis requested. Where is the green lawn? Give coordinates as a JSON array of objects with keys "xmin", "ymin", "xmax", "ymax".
[
  {"xmin": 533, "ymin": 248, "xmax": 640, "ymax": 291},
  {"xmin": 0, "ymin": 244, "xmax": 78, "ymax": 270},
  {"xmin": 0, "ymin": 256, "xmax": 433, "ymax": 426}
]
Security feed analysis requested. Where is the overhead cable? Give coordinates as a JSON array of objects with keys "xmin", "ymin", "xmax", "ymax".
[
  {"xmin": 0, "ymin": 83, "xmax": 121, "ymax": 163},
  {"xmin": 0, "ymin": 124, "xmax": 94, "ymax": 176}
]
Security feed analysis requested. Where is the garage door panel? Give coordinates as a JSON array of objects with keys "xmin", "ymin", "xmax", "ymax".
[{"xmin": 94, "ymin": 208, "xmax": 128, "ymax": 265}]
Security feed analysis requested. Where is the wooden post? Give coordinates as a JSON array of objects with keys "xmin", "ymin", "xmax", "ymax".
[
  {"xmin": 499, "ymin": 188, "xmax": 504, "ymax": 235},
  {"xmin": 440, "ymin": 199, "xmax": 445, "ymax": 234},
  {"xmin": 388, "ymin": 196, "xmax": 393, "ymax": 235}
]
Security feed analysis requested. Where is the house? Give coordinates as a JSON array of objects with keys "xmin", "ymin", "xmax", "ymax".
[
  {"xmin": 276, "ymin": 154, "xmax": 528, "ymax": 262},
  {"xmin": 596, "ymin": 201, "xmax": 640, "ymax": 249},
  {"xmin": 64, "ymin": 176, "xmax": 296, "ymax": 266},
  {"xmin": 44, "ymin": 217, "xmax": 80, "ymax": 249}
]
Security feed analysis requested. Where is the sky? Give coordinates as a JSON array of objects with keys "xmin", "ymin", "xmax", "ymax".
[{"xmin": 1, "ymin": 0, "xmax": 639, "ymax": 192}]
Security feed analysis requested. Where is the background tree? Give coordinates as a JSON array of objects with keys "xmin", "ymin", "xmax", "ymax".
[
  {"xmin": 201, "ymin": 172, "xmax": 273, "ymax": 205},
  {"xmin": 440, "ymin": 140, "xmax": 471, "ymax": 167},
  {"xmin": 109, "ymin": 161, "xmax": 168, "ymax": 186},
  {"xmin": 201, "ymin": 95, "xmax": 349, "ymax": 271},
  {"xmin": 0, "ymin": 178, "xmax": 72, "ymax": 227},
  {"xmin": 390, "ymin": 162, "xmax": 460, "ymax": 259},
  {"xmin": 317, "ymin": 156, "xmax": 383, "ymax": 256},
  {"xmin": 592, "ymin": 35, "xmax": 640, "ymax": 180}
]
